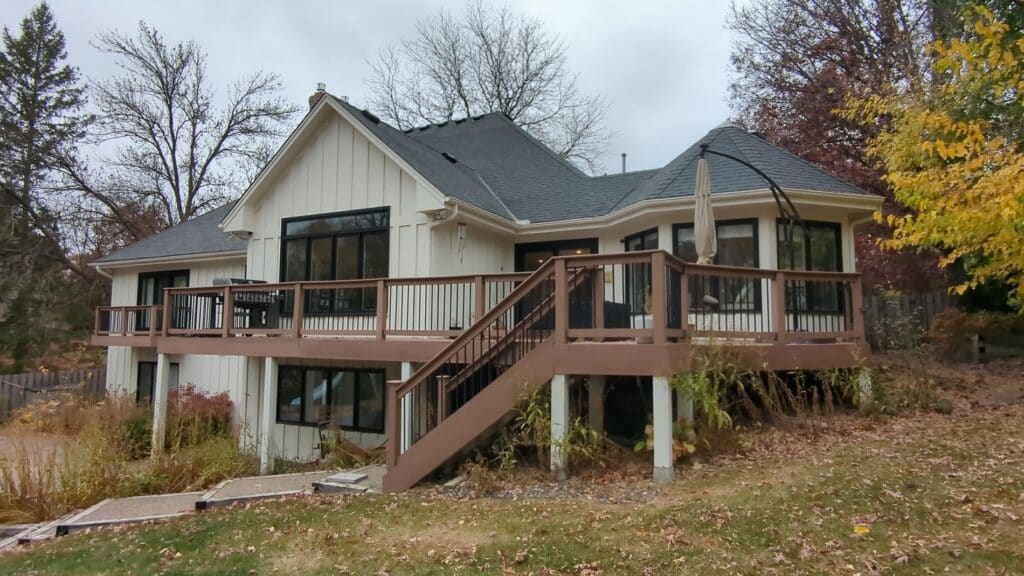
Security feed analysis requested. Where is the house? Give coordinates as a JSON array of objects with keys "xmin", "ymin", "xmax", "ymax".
[{"xmin": 90, "ymin": 87, "xmax": 883, "ymax": 491}]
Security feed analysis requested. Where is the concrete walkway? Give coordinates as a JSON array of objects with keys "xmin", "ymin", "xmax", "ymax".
[{"xmin": 0, "ymin": 465, "xmax": 384, "ymax": 550}]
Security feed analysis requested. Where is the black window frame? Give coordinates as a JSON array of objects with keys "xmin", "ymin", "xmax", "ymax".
[
  {"xmin": 513, "ymin": 238, "xmax": 599, "ymax": 272},
  {"xmin": 776, "ymin": 219, "xmax": 844, "ymax": 313},
  {"xmin": 672, "ymin": 219, "xmax": 762, "ymax": 312},
  {"xmin": 279, "ymin": 208, "xmax": 391, "ymax": 315},
  {"xmin": 136, "ymin": 270, "xmax": 189, "ymax": 331},
  {"xmin": 137, "ymin": 270, "xmax": 190, "ymax": 306},
  {"xmin": 775, "ymin": 219, "xmax": 842, "ymax": 272},
  {"xmin": 623, "ymin": 228, "xmax": 659, "ymax": 314},
  {"xmin": 136, "ymin": 361, "xmax": 180, "ymax": 405},
  {"xmin": 275, "ymin": 365, "xmax": 387, "ymax": 433}
]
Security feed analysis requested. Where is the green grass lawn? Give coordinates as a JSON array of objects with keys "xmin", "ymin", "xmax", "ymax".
[{"xmin": 2, "ymin": 404, "xmax": 1023, "ymax": 575}]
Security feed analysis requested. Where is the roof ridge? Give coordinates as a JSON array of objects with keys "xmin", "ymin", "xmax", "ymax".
[
  {"xmin": 589, "ymin": 168, "xmax": 659, "ymax": 180},
  {"xmin": 402, "ymin": 112, "xmax": 498, "ymax": 134},
  {"xmin": 489, "ymin": 113, "xmax": 588, "ymax": 178}
]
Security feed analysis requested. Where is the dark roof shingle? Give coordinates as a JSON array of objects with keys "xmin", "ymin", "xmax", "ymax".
[{"xmin": 94, "ymin": 202, "xmax": 247, "ymax": 264}]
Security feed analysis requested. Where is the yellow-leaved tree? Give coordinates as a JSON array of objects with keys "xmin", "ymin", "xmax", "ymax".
[{"xmin": 845, "ymin": 6, "xmax": 1024, "ymax": 309}]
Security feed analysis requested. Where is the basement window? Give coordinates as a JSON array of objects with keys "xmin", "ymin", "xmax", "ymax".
[
  {"xmin": 276, "ymin": 366, "xmax": 385, "ymax": 433},
  {"xmin": 136, "ymin": 361, "xmax": 180, "ymax": 405}
]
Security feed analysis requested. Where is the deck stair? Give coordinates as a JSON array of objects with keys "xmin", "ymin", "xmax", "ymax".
[{"xmin": 383, "ymin": 259, "xmax": 595, "ymax": 492}]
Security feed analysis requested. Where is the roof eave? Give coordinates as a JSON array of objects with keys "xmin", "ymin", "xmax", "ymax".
[{"xmin": 89, "ymin": 249, "xmax": 248, "ymax": 270}]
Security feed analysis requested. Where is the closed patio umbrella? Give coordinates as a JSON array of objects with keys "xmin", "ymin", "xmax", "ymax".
[{"xmin": 694, "ymin": 155, "xmax": 716, "ymax": 265}]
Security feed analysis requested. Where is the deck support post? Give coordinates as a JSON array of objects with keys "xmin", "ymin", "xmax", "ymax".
[
  {"xmin": 857, "ymin": 368, "xmax": 874, "ymax": 410},
  {"xmin": 400, "ymin": 362, "xmax": 415, "ymax": 453},
  {"xmin": 259, "ymin": 357, "xmax": 278, "ymax": 475},
  {"xmin": 150, "ymin": 353, "xmax": 171, "ymax": 458},
  {"xmin": 550, "ymin": 374, "xmax": 569, "ymax": 480},
  {"xmin": 676, "ymin": 385, "xmax": 693, "ymax": 427},
  {"xmin": 652, "ymin": 375, "xmax": 675, "ymax": 482},
  {"xmin": 587, "ymin": 376, "xmax": 605, "ymax": 433}
]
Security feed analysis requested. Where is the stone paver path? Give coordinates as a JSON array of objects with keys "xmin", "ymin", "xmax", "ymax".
[
  {"xmin": 2, "ymin": 467, "xmax": 379, "ymax": 549},
  {"xmin": 57, "ymin": 492, "xmax": 204, "ymax": 535}
]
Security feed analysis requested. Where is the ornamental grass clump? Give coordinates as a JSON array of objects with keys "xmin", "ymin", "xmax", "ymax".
[{"xmin": 0, "ymin": 387, "xmax": 256, "ymax": 523}]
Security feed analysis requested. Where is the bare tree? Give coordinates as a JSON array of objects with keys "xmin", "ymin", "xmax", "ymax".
[
  {"xmin": 60, "ymin": 23, "xmax": 299, "ymax": 241},
  {"xmin": 726, "ymin": 0, "xmax": 952, "ymax": 293},
  {"xmin": 367, "ymin": 2, "xmax": 611, "ymax": 173}
]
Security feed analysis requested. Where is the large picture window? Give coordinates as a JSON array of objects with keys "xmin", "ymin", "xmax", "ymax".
[
  {"xmin": 276, "ymin": 366, "xmax": 385, "ymax": 433},
  {"xmin": 280, "ymin": 209, "xmax": 389, "ymax": 314},
  {"xmin": 777, "ymin": 220, "xmax": 842, "ymax": 312},
  {"xmin": 673, "ymin": 220, "xmax": 760, "ymax": 311}
]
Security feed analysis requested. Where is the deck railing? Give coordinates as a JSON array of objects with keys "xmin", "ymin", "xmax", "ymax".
[{"xmin": 93, "ymin": 251, "xmax": 864, "ymax": 344}]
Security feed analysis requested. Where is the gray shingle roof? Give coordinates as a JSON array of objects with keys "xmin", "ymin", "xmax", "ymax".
[
  {"xmin": 333, "ymin": 97, "xmax": 515, "ymax": 220},
  {"xmin": 391, "ymin": 112, "xmax": 868, "ymax": 223},
  {"xmin": 95, "ymin": 101, "xmax": 871, "ymax": 263},
  {"xmin": 93, "ymin": 202, "xmax": 247, "ymax": 264},
  {"xmin": 609, "ymin": 122, "xmax": 867, "ymax": 212}
]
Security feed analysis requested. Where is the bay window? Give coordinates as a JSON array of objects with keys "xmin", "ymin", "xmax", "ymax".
[
  {"xmin": 673, "ymin": 220, "xmax": 760, "ymax": 311},
  {"xmin": 777, "ymin": 220, "xmax": 843, "ymax": 312}
]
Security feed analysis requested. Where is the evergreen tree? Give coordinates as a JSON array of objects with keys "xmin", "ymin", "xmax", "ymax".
[{"xmin": 0, "ymin": 2, "xmax": 90, "ymax": 371}]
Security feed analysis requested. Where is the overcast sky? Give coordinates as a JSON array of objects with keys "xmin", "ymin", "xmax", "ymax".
[{"xmin": 4, "ymin": 0, "xmax": 738, "ymax": 175}]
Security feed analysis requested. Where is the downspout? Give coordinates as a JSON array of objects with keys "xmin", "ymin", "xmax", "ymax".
[{"xmin": 92, "ymin": 263, "xmax": 112, "ymax": 280}]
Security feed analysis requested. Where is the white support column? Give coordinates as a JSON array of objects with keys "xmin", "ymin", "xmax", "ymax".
[
  {"xmin": 857, "ymin": 368, "xmax": 874, "ymax": 410},
  {"xmin": 587, "ymin": 376, "xmax": 605, "ymax": 433},
  {"xmin": 259, "ymin": 357, "xmax": 278, "ymax": 475},
  {"xmin": 150, "ymin": 353, "xmax": 171, "ymax": 458},
  {"xmin": 676, "ymin": 386, "xmax": 694, "ymax": 427},
  {"xmin": 550, "ymin": 374, "xmax": 569, "ymax": 480},
  {"xmin": 400, "ymin": 361, "xmax": 415, "ymax": 453},
  {"xmin": 652, "ymin": 375, "xmax": 675, "ymax": 482}
]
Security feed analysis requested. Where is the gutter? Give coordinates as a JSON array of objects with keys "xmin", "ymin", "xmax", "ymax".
[{"xmin": 87, "ymin": 250, "xmax": 248, "ymax": 271}]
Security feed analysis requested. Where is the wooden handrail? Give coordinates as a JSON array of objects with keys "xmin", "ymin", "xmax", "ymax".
[
  {"xmin": 95, "ymin": 251, "xmax": 866, "ymax": 344},
  {"xmin": 390, "ymin": 258, "xmax": 559, "ymax": 400},
  {"xmin": 440, "ymin": 266, "xmax": 594, "ymax": 396}
]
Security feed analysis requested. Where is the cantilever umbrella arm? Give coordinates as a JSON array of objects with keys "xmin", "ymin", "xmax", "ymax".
[
  {"xmin": 698, "ymin": 143, "xmax": 808, "ymax": 237},
  {"xmin": 698, "ymin": 143, "xmax": 810, "ymax": 330}
]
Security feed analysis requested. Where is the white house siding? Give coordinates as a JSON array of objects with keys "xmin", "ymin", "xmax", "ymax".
[
  {"xmin": 238, "ymin": 112, "xmax": 441, "ymax": 283},
  {"xmin": 430, "ymin": 222, "xmax": 513, "ymax": 276},
  {"xmin": 103, "ymin": 257, "xmax": 247, "ymax": 420}
]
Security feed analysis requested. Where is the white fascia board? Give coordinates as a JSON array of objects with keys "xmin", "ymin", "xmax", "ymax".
[
  {"xmin": 507, "ymin": 189, "xmax": 883, "ymax": 237},
  {"xmin": 89, "ymin": 250, "xmax": 247, "ymax": 271}
]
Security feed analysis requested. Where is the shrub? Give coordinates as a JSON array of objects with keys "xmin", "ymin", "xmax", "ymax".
[
  {"xmin": 462, "ymin": 387, "xmax": 625, "ymax": 488},
  {"xmin": 928, "ymin": 309, "xmax": 1024, "ymax": 358},
  {"xmin": 0, "ymin": 387, "xmax": 255, "ymax": 523},
  {"xmin": 165, "ymin": 385, "xmax": 234, "ymax": 451}
]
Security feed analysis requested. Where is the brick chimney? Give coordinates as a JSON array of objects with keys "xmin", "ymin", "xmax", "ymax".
[{"xmin": 308, "ymin": 82, "xmax": 326, "ymax": 110}]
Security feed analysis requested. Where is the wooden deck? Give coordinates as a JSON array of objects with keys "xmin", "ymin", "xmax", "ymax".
[{"xmin": 92, "ymin": 250, "xmax": 867, "ymax": 370}]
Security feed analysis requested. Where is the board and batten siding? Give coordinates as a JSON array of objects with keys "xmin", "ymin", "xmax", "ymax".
[
  {"xmin": 103, "ymin": 257, "xmax": 247, "ymax": 415},
  {"xmin": 239, "ymin": 111, "xmax": 442, "ymax": 283}
]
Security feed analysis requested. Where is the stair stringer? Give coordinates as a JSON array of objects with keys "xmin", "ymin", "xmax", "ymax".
[{"xmin": 382, "ymin": 340, "xmax": 556, "ymax": 492}]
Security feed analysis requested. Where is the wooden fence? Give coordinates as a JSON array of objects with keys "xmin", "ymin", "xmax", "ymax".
[
  {"xmin": 864, "ymin": 290, "xmax": 952, "ymax": 334},
  {"xmin": 0, "ymin": 367, "xmax": 106, "ymax": 422}
]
